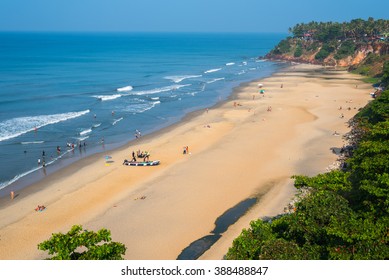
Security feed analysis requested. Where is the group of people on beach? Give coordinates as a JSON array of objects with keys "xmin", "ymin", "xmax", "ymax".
[
  {"xmin": 66, "ymin": 141, "xmax": 87, "ymax": 149},
  {"xmin": 36, "ymin": 141, "xmax": 88, "ymax": 166},
  {"xmin": 127, "ymin": 150, "xmax": 150, "ymax": 162},
  {"xmin": 35, "ymin": 205, "xmax": 46, "ymax": 212}
]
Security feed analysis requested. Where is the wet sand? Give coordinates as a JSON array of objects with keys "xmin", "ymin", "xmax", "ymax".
[{"xmin": 0, "ymin": 64, "xmax": 372, "ymax": 259}]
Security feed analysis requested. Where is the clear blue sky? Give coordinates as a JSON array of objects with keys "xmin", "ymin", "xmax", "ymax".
[{"xmin": 0, "ymin": 0, "xmax": 388, "ymax": 33}]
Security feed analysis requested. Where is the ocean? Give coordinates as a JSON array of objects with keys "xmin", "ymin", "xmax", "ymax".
[{"xmin": 0, "ymin": 32, "xmax": 286, "ymax": 195}]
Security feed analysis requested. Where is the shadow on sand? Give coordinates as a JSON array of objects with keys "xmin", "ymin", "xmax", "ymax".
[{"xmin": 177, "ymin": 197, "xmax": 257, "ymax": 260}]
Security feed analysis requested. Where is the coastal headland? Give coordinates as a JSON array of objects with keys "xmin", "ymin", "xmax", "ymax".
[{"xmin": 0, "ymin": 64, "xmax": 372, "ymax": 259}]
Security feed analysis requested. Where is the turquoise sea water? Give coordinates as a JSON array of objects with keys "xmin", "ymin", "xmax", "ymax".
[{"xmin": 0, "ymin": 32, "xmax": 286, "ymax": 194}]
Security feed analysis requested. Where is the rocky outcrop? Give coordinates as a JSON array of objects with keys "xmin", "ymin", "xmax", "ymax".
[{"xmin": 266, "ymin": 40, "xmax": 388, "ymax": 69}]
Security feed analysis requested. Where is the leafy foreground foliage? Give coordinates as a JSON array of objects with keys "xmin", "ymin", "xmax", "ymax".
[
  {"xmin": 38, "ymin": 225, "xmax": 126, "ymax": 260},
  {"xmin": 227, "ymin": 91, "xmax": 389, "ymax": 260}
]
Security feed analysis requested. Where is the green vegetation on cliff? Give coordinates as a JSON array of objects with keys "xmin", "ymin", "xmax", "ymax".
[
  {"xmin": 266, "ymin": 18, "xmax": 389, "ymax": 86},
  {"xmin": 227, "ymin": 90, "xmax": 389, "ymax": 260}
]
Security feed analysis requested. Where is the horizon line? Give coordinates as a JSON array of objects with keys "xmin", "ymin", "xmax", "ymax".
[{"xmin": 0, "ymin": 30, "xmax": 289, "ymax": 35}]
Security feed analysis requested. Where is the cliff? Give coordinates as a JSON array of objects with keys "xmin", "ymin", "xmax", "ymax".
[
  {"xmin": 265, "ymin": 18, "xmax": 389, "ymax": 79},
  {"xmin": 266, "ymin": 39, "xmax": 388, "ymax": 73}
]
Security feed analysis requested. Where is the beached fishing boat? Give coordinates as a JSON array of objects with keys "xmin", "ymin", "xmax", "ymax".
[{"xmin": 123, "ymin": 160, "xmax": 160, "ymax": 166}]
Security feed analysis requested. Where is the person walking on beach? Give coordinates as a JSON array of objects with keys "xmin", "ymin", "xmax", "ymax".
[{"xmin": 132, "ymin": 151, "xmax": 136, "ymax": 162}]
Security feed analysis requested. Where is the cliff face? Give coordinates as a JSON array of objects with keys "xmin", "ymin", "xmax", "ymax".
[
  {"xmin": 341, "ymin": 42, "xmax": 389, "ymax": 66},
  {"xmin": 266, "ymin": 39, "xmax": 388, "ymax": 72},
  {"xmin": 265, "ymin": 38, "xmax": 389, "ymax": 80}
]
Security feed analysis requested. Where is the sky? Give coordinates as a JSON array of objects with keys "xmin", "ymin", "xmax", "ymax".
[{"xmin": 0, "ymin": 0, "xmax": 388, "ymax": 33}]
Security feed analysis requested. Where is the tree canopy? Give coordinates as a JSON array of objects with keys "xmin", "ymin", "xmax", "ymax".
[
  {"xmin": 38, "ymin": 225, "xmax": 127, "ymax": 260},
  {"xmin": 290, "ymin": 18, "xmax": 389, "ymax": 42}
]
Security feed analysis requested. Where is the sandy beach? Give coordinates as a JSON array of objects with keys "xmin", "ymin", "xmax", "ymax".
[{"xmin": 0, "ymin": 64, "xmax": 372, "ymax": 260}]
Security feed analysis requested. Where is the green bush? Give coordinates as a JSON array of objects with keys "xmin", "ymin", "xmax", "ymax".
[
  {"xmin": 306, "ymin": 41, "xmax": 320, "ymax": 52},
  {"xmin": 315, "ymin": 44, "xmax": 335, "ymax": 61},
  {"xmin": 315, "ymin": 49, "xmax": 330, "ymax": 60},
  {"xmin": 382, "ymin": 61, "xmax": 389, "ymax": 86},
  {"xmin": 38, "ymin": 225, "xmax": 127, "ymax": 260},
  {"xmin": 294, "ymin": 45, "xmax": 303, "ymax": 57},
  {"xmin": 334, "ymin": 41, "xmax": 356, "ymax": 60},
  {"xmin": 273, "ymin": 39, "xmax": 292, "ymax": 54}
]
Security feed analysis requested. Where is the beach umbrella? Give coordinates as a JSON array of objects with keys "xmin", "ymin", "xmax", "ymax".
[{"xmin": 105, "ymin": 155, "xmax": 112, "ymax": 166}]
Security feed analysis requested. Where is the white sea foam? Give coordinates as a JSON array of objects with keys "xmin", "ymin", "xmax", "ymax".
[
  {"xmin": 112, "ymin": 117, "xmax": 124, "ymax": 125},
  {"xmin": 164, "ymin": 75, "xmax": 202, "ymax": 83},
  {"xmin": 0, "ymin": 110, "xmax": 90, "ymax": 142},
  {"xmin": 226, "ymin": 62, "xmax": 235, "ymax": 66},
  {"xmin": 129, "ymin": 84, "xmax": 191, "ymax": 95},
  {"xmin": 79, "ymin": 128, "xmax": 92, "ymax": 135},
  {"xmin": 94, "ymin": 94, "xmax": 122, "ymax": 101},
  {"xmin": 92, "ymin": 123, "xmax": 101, "ymax": 128},
  {"xmin": 21, "ymin": 141, "xmax": 45, "ymax": 145},
  {"xmin": 123, "ymin": 101, "xmax": 161, "ymax": 113},
  {"xmin": 151, "ymin": 97, "xmax": 160, "ymax": 100},
  {"xmin": 204, "ymin": 68, "xmax": 222, "ymax": 74},
  {"xmin": 76, "ymin": 136, "xmax": 89, "ymax": 141},
  {"xmin": 207, "ymin": 78, "xmax": 225, "ymax": 84},
  {"xmin": 117, "ymin": 85, "xmax": 133, "ymax": 92}
]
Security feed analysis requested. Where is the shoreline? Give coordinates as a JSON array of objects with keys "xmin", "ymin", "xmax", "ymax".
[
  {"xmin": 0, "ymin": 63, "xmax": 372, "ymax": 259},
  {"xmin": 0, "ymin": 65, "xmax": 282, "ymax": 199}
]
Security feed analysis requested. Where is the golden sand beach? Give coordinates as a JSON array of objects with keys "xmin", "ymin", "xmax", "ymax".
[{"xmin": 0, "ymin": 64, "xmax": 372, "ymax": 259}]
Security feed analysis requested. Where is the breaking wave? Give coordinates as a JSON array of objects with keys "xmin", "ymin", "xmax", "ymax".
[
  {"xmin": 79, "ymin": 128, "xmax": 92, "ymax": 136},
  {"xmin": 20, "ymin": 141, "xmax": 45, "ymax": 145},
  {"xmin": 117, "ymin": 85, "xmax": 133, "ymax": 92},
  {"xmin": 164, "ymin": 75, "xmax": 202, "ymax": 83},
  {"xmin": 204, "ymin": 68, "xmax": 222, "ymax": 74},
  {"xmin": 123, "ymin": 100, "xmax": 161, "ymax": 113},
  {"xmin": 129, "ymin": 84, "xmax": 191, "ymax": 95},
  {"xmin": 0, "ymin": 110, "xmax": 90, "ymax": 142},
  {"xmin": 93, "ymin": 94, "xmax": 122, "ymax": 101},
  {"xmin": 207, "ymin": 78, "xmax": 225, "ymax": 84},
  {"xmin": 112, "ymin": 117, "xmax": 124, "ymax": 125}
]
